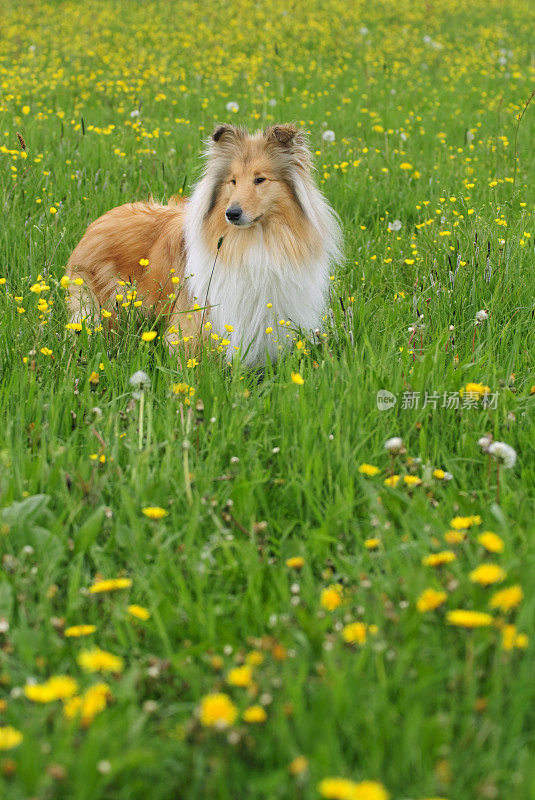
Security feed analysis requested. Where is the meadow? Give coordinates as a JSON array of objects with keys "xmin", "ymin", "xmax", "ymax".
[{"xmin": 1, "ymin": 0, "xmax": 535, "ymax": 797}]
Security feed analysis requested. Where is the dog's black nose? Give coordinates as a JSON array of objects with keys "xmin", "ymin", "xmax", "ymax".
[{"xmin": 226, "ymin": 206, "xmax": 242, "ymax": 222}]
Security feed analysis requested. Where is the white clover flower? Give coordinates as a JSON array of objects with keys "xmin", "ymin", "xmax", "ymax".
[
  {"xmin": 476, "ymin": 309, "xmax": 488, "ymax": 323},
  {"xmin": 359, "ymin": 26, "xmax": 369, "ymax": 35},
  {"xmin": 488, "ymin": 441, "xmax": 517, "ymax": 469},
  {"xmin": 466, "ymin": 129, "xmax": 475, "ymax": 144},
  {"xmin": 443, "ymin": 472, "xmax": 453, "ymax": 481},
  {"xmin": 268, "ymin": 98, "xmax": 277, "ymax": 107},
  {"xmin": 388, "ymin": 219, "xmax": 402, "ymax": 232},
  {"xmin": 130, "ymin": 109, "xmax": 140, "ymax": 118},
  {"xmin": 322, "ymin": 130, "xmax": 336, "ymax": 142},
  {"xmin": 226, "ymin": 101, "xmax": 239, "ymax": 113},
  {"xmin": 384, "ymin": 437, "xmax": 403, "ymax": 453}
]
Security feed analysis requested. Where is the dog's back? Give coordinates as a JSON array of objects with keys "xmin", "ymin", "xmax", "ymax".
[{"xmin": 66, "ymin": 200, "xmax": 188, "ymax": 324}]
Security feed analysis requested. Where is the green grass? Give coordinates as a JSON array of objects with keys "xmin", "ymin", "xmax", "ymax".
[{"xmin": 1, "ymin": 0, "xmax": 535, "ymax": 797}]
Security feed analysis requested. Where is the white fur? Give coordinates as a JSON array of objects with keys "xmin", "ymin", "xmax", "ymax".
[{"xmin": 184, "ymin": 162, "xmax": 342, "ymax": 366}]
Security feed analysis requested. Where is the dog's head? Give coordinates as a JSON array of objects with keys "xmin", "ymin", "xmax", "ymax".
[{"xmin": 205, "ymin": 123, "xmax": 312, "ymax": 229}]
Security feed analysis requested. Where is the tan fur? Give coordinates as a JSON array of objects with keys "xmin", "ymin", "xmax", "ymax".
[{"xmin": 66, "ymin": 199, "xmax": 202, "ymax": 347}]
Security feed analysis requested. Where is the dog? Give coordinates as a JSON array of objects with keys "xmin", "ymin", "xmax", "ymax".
[{"xmin": 66, "ymin": 123, "xmax": 342, "ymax": 365}]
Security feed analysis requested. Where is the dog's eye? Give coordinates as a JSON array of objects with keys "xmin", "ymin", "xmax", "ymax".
[
  {"xmin": 230, "ymin": 179, "xmax": 236, "ymax": 185},
  {"xmin": 254, "ymin": 176, "xmax": 266, "ymax": 185}
]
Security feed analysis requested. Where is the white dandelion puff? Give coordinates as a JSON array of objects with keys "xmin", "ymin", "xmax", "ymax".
[
  {"xmin": 478, "ymin": 435, "xmax": 492, "ymax": 452},
  {"xmin": 384, "ymin": 437, "xmax": 403, "ymax": 453},
  {"xmin": 488, "ymin": 441, "xmax": 517, "ymax": 469},
  {"xmin": 129, "ymin": 370, "xmax": 150, "ymax": 399}
]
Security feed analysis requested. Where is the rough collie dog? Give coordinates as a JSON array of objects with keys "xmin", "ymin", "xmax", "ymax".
[{"xmin": 66, "ymin": 123, "xmax": 342, "ymax": 365}]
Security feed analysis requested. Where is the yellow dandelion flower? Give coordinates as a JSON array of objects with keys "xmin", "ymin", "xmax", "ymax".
[
  {"xmin": 342, "ymin": 622, "xmax": 368, "ymax": 645},
  {"xmin": 289, "ymin": 755, "xmax": 308, "ymax": 775},
  {"xmin": 60, "ymin": 275, "xmax": 70, "ymax": 288},
  {"xmin": 319, "ymin": 778, "xmax": 389, "ymax": 800},
  {"xmin": 141, "ymin": 331, "xmax": 157, "ymax": 342},
  {"xmin": 24, "ymin": 675, "xmax": 78, "ymax": 703},
  {"xmin": 364, "ymin": 538, "xmax": 380, "ymax": 550},
  {"xmin": 127, "ymin": 604, "xmax": 150, "ymax": 621},
  {"xmin": 242, "ymin": 704, "xmax": 267, "ymax": 723},
  {"xmin": 64, "ymin": 624, "xmax": 96, "ymax": 638},
  {"xmin": 141, "ymin": 507, "xmax": 168, "ymax": 520},
  {"xmin": 477, "ymin": 531, "xmax": 504, "ymax": 553},
  {"xmin": 422, "ymin": 551, "xmax": 456, "ymax": 567},
  {"xmin": 245, "ymin": 650, "xmax": 264, "ymax": 666},
  {"xmin": 285, "ymin": 556, "xmax": 304, "ymax": 569},
  {"xmin": 460, "ymin": 383, "xmax": 491, "ymax": 399},
  {"xmin": 64, "ymin": 683, "xmax": 110, "ymax": 726},
  {"xmin": 450, "ymin": 515, "xmax": 481, "ymax": 529},
  {"xmin": 446, "ymin": 609, "xmax": 493, "ymax": 628},
  {"xmin": 444, "ymin": 530, "xmax": 465, "ymax": 545},
  {"xmin": 320, "ymin": 584, "xmax": 343, "ymax": 611},
  {"xmin": 489, "ymin": 584, "xmax": 523, "ymax": 612},
  {"xmin": 0, "ymin": 726, "xmax": 23, "ymax": 750},
  {"xmin": 417, "ymin": 588, "xmax": 447, "ymax": 613},
  {"xmin": 49, "ymin": 206, "xmax": 57, "ymax": 214},
  {"xmin": 403, "ymin": 475, "xmax": 422, "ymax": 487},
  {"xmin": 358, "ymin": 464, "xmax": 380, "ymax": 476},
  {"xmin": 89, "ymin": 577, "xmax": 132, "ymax": 593},
  {"xmin": 384, "ymin": 474, "xmax": 400, "ymax": 487},
  {"xmin": 199, "ymin": 693, "xmax": 237, "ymax": 728},
  {"xmin": 226, "ymin": 665, "xmax": 253, "ymax": 687},
  {"xmin": 433, "ymin": 469, "xmax": 445, "ymax": 479},
  {"xmin": 77, "ymin": 647, "xmax": 124, "ymax": 673},
  {"xmin": 291, "ymin": 372, "xmax": 304, "ymax": 385},
  {"xmin": 210, "ymin": 655, "xmax": 224, "ymax": 671},
  {"xmin": 469, "ymin": 564, "xmax": 506, "ymax": 586},
  {"xmin": 501, "ymin": 624, "xmax": 528, "ymax": 652},
  {"xmin": 400, "ymin": 162, "xmax": 413, "ymax": 170}
]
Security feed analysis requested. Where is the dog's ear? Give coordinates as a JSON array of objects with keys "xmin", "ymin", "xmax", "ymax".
[
  {"xmin": 264, "ymin": 124, "xmax": 311, "ymax": 171},
  {"xmin": 212, "ymin": 124, "xmax": 241, "ymax": 143},
  {"xmin": 264, "ymin": 124, "xmax": 305, "ymax": 148}
]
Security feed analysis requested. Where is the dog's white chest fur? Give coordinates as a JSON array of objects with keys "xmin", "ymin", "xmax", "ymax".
[
  {"xmin": 183, "ymin": 131, "xmax": 342, "ymax": 366},
  {"xmin": 184, "ymin": 231, "xmax": 329, "ymax": 365}
]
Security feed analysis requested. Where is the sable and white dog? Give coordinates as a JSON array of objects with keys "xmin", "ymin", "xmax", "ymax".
[{"xmin": 66, "ymin": 123, "xmax": 342, "ymax": 365}]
